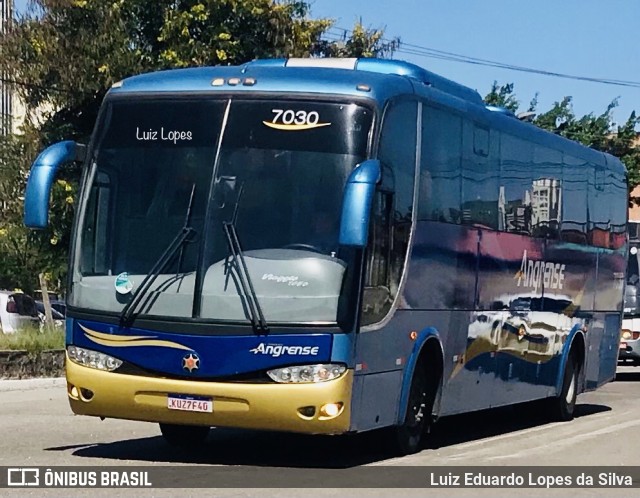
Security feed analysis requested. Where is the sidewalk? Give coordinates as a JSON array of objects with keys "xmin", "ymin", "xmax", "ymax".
[{"xmin": 0, "ymin": 376, "xmax": 65, "ymax": 392}]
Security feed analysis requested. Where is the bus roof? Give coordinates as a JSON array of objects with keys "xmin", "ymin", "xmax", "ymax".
[
  {"xmin": 110, "ymin": 59, "xmax": 413, "ymax": 105},
  {"xmin": 109, "ymin": 57, "xmax": 625, "ymax": 174},
  {"xmin": 110, "ymin": 57, "xmax": 484, "ymax": 103}
]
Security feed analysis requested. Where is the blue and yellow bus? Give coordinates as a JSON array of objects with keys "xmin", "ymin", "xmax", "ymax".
[{"xmin": 24, "ymin": 58, "xmax": 627, "ymax": 454}]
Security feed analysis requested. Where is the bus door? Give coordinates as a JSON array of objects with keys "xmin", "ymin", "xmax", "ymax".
[{"xmin": 351, "ymin": 100, "xmax": 418, "ymax": 431}]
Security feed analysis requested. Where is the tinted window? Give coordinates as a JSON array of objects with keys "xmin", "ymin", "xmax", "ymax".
[
  {"xmin": 500, "ymin": 134, "xmax": 533, "ymax": 234},
  {"xmin": 462, "ymin": 121, "xmax": 500, "ymax": 229},
  {"xmin": 363, "ymin": 100, "xmax": 417, "ymax": 325},
  {"xmin": 610, "ymin": 169, "xmax": 628, "ymax": 249},
  {"xmin": 561, "ymin": 154, "xmax": 588, "ymax": 244},
  {"xmin": 588, "ymin": 163, "xmax": 609, "ymax": 247},
  {"xmin": 531, "ymin": 146, "xmax": 562, "ymax": 239},
  {"xmin": 419, "ymin": 106, "xmax": 462, "ymax": 222}
]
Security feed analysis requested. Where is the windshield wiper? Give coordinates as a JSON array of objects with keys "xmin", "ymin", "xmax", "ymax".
[
  {"xmin": 222, "ymin": 184, "xmax": 269, "ymax": 333},
  {"xmin": 120, "ymin": 187, "xmax": 196, "ymax": 326},
  {"xmin": 176, "ymin": 184, "xmax": 196, "ymax": 276}
]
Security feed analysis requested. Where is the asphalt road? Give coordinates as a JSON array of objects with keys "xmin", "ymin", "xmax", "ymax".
[{"xmin": 1, "ymin": 367, "xmax": 640, "ymax": 497}]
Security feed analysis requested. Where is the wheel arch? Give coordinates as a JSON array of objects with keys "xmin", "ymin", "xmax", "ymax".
[
  {"xmin": 396, "ymin": 327, "xmax": 444, "ymax": 425},
  {"xmin": 555, "ymin": 325, "xmax": 586, "ymax": 394}
]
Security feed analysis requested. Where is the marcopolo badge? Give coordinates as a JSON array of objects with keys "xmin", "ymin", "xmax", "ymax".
[{"xmin": 114, "ymin": 272, "xmax": 134, "ymax": 295}]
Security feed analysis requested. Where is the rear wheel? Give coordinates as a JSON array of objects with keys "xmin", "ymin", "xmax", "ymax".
[
  {"xmin": 159, "ymin": 423, "xmax": 210, "ymax": 448},
  {"xmin": 549, "ymin": 355, "xmax": 578, "ymax": 421}
]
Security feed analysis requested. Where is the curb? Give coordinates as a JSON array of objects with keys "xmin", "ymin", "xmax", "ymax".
[
  {"xmin": 0, "ymin": 376, "xmax": 66, "ymax": 392},
  {"xmin": 0, "ymin": 349, "xmax": 65, "ymax": 380}
]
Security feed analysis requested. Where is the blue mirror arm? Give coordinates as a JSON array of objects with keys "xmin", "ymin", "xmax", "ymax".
[
  {"xmin": 339, "ymin": 160, "xmax": 381, "ymax": 247},
  {"xmin": 24, "ymin": 141, "xmax": 82, "ymax": 229}
]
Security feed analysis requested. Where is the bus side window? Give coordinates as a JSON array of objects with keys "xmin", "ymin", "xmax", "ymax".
[
  {"xmin": 461, "ymin": 121, "xmax": 499, "ymax": 229},
  {"xmin": 362, "ymin": 100, "xmax": 417, "ymax": 326},
  {"xmin": 363, "ymin": 185, "xmax": 394, "ymax": 323},
  {"xmin": 80, "ymin": 171, "xmax": 112, "ymax": 275},
  {"xmin": 561, "ymin": 153, "xmax": 587, "ymax": 244},
  {"xmin": 610, "ymin": 169, "xmax": 627, "ymax": 249},
  {"xmin": 500, "ymin": 134, "xmax": 533, "ymax": 235},
  {"xmin": 530, "ymin": 145, "xmax": 562, "ymax": 240},
  {"xmin": 419, "ymin": 105, "xmax": 462, "ymax": 223},
  {"xmin": 588, "ymin": 163, "xmax": 609, "ymax": 247}
]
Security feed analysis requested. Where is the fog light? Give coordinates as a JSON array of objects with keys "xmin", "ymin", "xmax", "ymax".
[
  {"xmin": 297, "ymin": 406, "xmax": 316, "ymax": 418},
  {"xmin": 319, "ymin": 402, "xmax": 343, "ymax": 419},
  {"xmin": 80, "ymin": 388, "xmax": 94, "ymax": 401},
  {"xmin": 69, "ymin": 385, "xmax": 79, "ymax": 399}
]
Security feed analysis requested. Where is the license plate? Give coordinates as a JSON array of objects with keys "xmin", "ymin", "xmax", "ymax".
[{"xmin": 167, "ymin": 394, "xmax": 212, "ymax": 413}]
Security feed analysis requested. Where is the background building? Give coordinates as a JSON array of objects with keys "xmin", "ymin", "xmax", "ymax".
[
  {"xmin": 628, "ymin": 135, "xmax": 640, "ymax": 243},
  {"xmin": 0, "ymin": 0, "xmax": 25, "ymax": 135},
  {"xmin": 0, "ymin": 0, "xmax": 12, "ymax": 136}
]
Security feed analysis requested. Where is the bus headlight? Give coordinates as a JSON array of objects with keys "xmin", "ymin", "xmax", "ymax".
[
  {"xmin": 267, "ymin": 364, "xmax": 346, "ymax": 383},
  {"xmin": 67, "ymin": 345, "xmax": 122, "ymax": 371},
  {"xmin": 622, "ymin": 330, "xmax": 632, "ymax": 340}
]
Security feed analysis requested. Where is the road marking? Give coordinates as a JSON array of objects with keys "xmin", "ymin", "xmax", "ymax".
[
  {"xmin": 485, "ymin": 418, "xmax": 640, "ymax": 461},
  {"xmin": 442, "ymin": 410, "xmax": 628, "ymax": 461},
  {"xmin": 444, "ymin": 409, "xmax": 619, "ymax": 452}
]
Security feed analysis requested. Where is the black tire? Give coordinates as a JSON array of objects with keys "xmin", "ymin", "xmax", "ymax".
[
  {"xmin": 549, "ymin": 355, "xmax": 578, "ymax": 421},
  {"xmin": 159, "ymin": 423, "xmax": 210, "ymax": 448},
  {"xmin": 388, "ymin": 364, "xmax": 433, "ymax": 456}
]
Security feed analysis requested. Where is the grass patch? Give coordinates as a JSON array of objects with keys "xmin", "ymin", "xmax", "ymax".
[{"xmin": 0, "ymin": 325, "xmax": 64, "ymax": 353}]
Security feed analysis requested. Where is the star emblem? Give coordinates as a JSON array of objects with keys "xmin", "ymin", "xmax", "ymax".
[{"xmin": 182, "ymin": 353, "xmax": 200, "ymax": 372}]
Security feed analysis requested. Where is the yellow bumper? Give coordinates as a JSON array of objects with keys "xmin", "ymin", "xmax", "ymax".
[{"xmin": 66, "ymin": 356, "xmax": 352, "ymax": 435}]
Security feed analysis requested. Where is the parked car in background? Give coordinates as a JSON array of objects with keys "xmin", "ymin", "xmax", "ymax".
[
  {"xmin": 0, "ymin": 291, "xmax": 40, "ymax": 334},
  {"xmin": 33, "ymin": 290, "xmax": 66, "ymax": 316},
  {"xmin": 35, "ymin": 301, "xmax": 65, "ymax": 330}
]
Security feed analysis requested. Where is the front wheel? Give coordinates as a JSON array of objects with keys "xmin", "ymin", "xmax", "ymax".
[
  {"xmin": 549, "ymin": 356, "xmax": 578, "ymax": 421},
  {"xmin": 159, "ymin": 423, "xmax": 210, "ymax": 448},
  {"xmin": 388, "ymin": 364, "xmax": 432, "ymax": 455}
]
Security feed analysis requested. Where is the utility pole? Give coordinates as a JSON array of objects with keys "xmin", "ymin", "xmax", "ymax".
[{"xmin": 38, "ymin": 273, "xmax": 54, "ymax": 331}]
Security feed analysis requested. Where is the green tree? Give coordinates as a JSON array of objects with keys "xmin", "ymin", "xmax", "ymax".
[
  {"xmin": 312, "ymin": 23, "xmax": 399, "ymax": 58},
  {"xmin": 0, "ymin": 132, "xmax": 73, "ymax": 293},
  {"xmin": 484, "ymin": 81, "xmax": 519, "ymax": 113},
  {"xmin": 157, "ymin": 1, "xmax": 333, "ymax": 66}
]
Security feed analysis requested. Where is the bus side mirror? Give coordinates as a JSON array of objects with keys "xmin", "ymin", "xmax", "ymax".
[
  {"xmin": 339, "ymin": 159, "xmax": 381, "ymax": 247},
  {"xmin": 24, "ymin": 141, "xmax": 86, "ymax": 229}
]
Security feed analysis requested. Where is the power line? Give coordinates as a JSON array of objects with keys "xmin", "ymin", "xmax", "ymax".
[
  {"xmin": 4, "ymin": 28, "xmax": 640, "ymax": 95},
  {"xmin": 325, "ymin": 27, "xmax": 640, "ymax": 89}
]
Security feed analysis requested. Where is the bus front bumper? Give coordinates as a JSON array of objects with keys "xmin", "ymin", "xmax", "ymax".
[{"xmin": 66, "ymin": 356, "xmax": 352, "ymax": 435}]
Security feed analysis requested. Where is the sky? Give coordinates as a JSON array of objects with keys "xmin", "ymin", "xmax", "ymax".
[
  {"xmin": 310, "ymin": 0, "xmax": 640, "ymax": 126},
  {"xmin": 13, "ymin": 0, "xmax": 640, "ymax": 126}
]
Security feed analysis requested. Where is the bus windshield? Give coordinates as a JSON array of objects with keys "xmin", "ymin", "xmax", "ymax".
[{"xmin": 70, "ymin": 98, "xmax": 373, "ymax": 325}]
